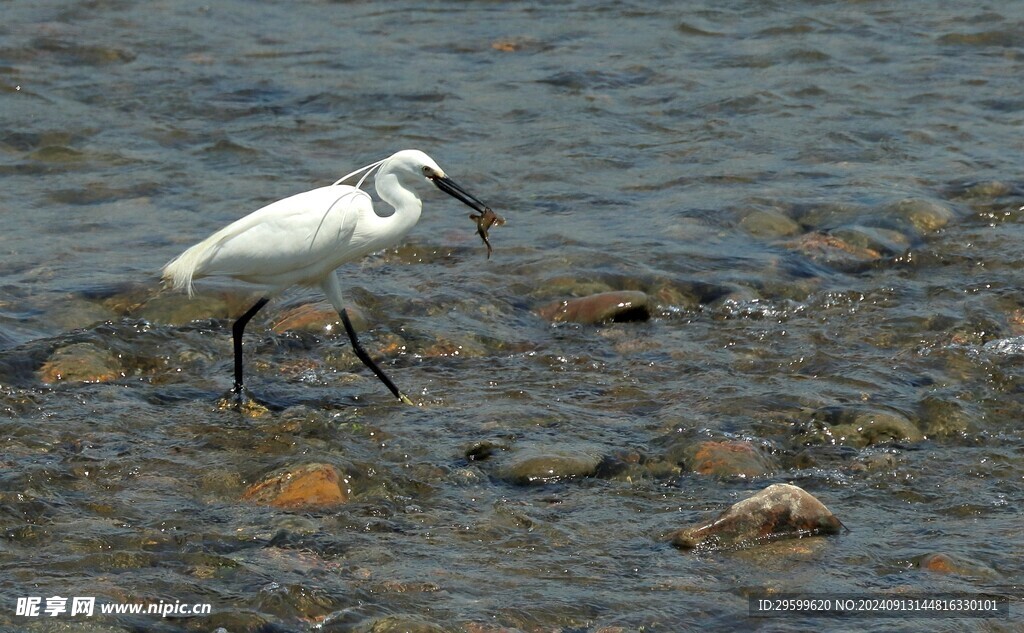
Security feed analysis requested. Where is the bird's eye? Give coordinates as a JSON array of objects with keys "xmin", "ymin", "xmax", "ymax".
[{"xmin": 422, "ymin": 166, "xmax": 436, "ymax": 178}]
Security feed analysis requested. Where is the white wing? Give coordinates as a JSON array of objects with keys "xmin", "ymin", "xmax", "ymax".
[{"xmin": 162, "ymin": 185, "xmax": 371, "ymax": 294}]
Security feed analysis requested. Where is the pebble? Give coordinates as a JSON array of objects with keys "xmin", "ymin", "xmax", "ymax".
[
  {"xmin": 536, "ymin": 290, "xmax": 651, "ymax": 324},
  {"xmin": 242, "ymin": 463, "xmax": 348, "ymax": 509},
  {"xmin": 670, "ymin": 483, "xmax": 843, "ymax": 550}
]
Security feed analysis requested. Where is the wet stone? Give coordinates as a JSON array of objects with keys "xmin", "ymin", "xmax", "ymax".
[
  {"xmin": 916, "ymin": 552, "xmax": 998, "ymax": 578},
  {"xmin": 135, "ymin": 292, "xmax": 234, "ymax": 326},
  {"xmin": 420, "ymin": 335, "xmax": 488, "ymax": 359},
  {"xmin": 465, "ymin": 439, "xmax": 511, "ymax": 462},
  {"xmin": 38, "ymin": 342, "xmax": 122, "ymax": 384},
  {"xmin": 794, "ymin": 201, "xmax": 866, "ymax": 230},
  {"xmin": 529, "ymin": 276, "xmax": 614, "ymax": 300},
  {"xmin": 739, "ymin": 209, "xmax": 802, "ymax": 239},
  {"xmin": 271, "ymin": 302, "xmax": 339, "ymax": 333},
  {"xmin": 270, "ymin": 302, "xmax": 368, "ymax": 334},
  {"xmin": 242, "ymin": 463, "xmax": 349, "ymax": 509},
  {"xmin": 49, "ymin": 296, "xmax": 117, "ymax": 332},
  {"xmin": 354, "ymin": 614, "xmax": 446, "ymax": 633},
  {"xmin": 256, "ymin": 581, "xmax": 335, "ymax": 620},
  {"xmin": 849, "ymin": 450, "xmax": 900, "ymax": 473},
  {"xmin": 917, "ymin": 395, "xmax": 973, "ymax": 437},
  {"xmin": 806, "ymin": 407, "xmax": 924, "ymax": 447},
  {"xmin": 537, "ymin": 290, "xmax": 651, "ymax": 324},
  {"xmin": 596, "ymin": 450, "xmax": 680, "ymax": 482},
  {"xmin": 827, "ymin": 224, "xmax": 912, "ymax": 257},
  {"xmin": 499, "ymin": 451, "xmax": 601, "ymax": 485},
  {"xmin": 673, "ymin": 440, "xmax": 778, "ymax": 478},
  {"xmin": 953, "ymin": 180, "xmax": 1014, "ymax": 200},
  {"xmin": 706, "ymin": 284, "xmax": 762, "ymax": 312},
  {"xmin": 786, "ymin": 232, "xmax": 882, "ymax": 272},
  {"xmin": 1008, "ymin": 308, "xmax": 1024, "ymax": 336},
  {"xmin": 650, "ymin": 282, "xmax": 703, "ymax": 311},
  {"xmin": 670, "ymin": 483, "xmax": 843, "ymax": 551},
  {"xmin": 886, "ymin": 198, "xmax": 957, "ymax": 233}
]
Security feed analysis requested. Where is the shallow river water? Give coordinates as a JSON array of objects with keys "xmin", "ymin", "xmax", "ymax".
[{"xmin": 2, "ymin": 1, "xmax": 1023, "ymax": 632}]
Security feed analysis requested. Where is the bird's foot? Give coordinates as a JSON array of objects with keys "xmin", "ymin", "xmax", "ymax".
[
  {"xmin": 218, "ymin": 387, "xmax": 273, "ymax": 417},
  {"xmin": 398, "ymin": 392, "xmax": 415, "ymax": 406}
]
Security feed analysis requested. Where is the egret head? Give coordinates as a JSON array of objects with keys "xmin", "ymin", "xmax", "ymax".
[
  {"xmin": 387, "ymin": 149, "xmax": 492, "ymax": 216},
  {"xmin": 385, "ymin": 149, "xmax": 443, "ymax": 180}
]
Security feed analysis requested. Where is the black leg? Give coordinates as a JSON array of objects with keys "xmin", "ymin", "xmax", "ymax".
[
  {"xmin": 339, "ymin": 308, "xmax": 412, "ymax": 404},
  {"xmin": 232, "ymin": 297, "xmax": 270, "ymax": 394}
]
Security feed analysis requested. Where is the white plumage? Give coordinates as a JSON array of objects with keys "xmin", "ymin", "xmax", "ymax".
[{"xmin": 162, "ymin": 149, "xmax": 493, "ymax": 405}]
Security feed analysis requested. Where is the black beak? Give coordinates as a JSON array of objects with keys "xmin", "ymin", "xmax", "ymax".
[{"xmin": 432, "ymin": 175, "xmax": 491, "ymax": 215}]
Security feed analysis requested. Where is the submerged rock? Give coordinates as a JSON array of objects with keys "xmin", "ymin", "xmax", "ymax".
[
  {"xmin": 499, "ymin": 452, "xmax": 601, "ymax": 485},
  {"xmin": 537, "ymin": 291, "xmax": 651, "ymax": 324},
  {"xmin": 354, "ymin": 614, "xmax": 445, "ymax": 633},
  {"xmin": 805, "ymin": 407, "xmax": 924, "ymax": 447},
  {"xmin": 242, "ymin": 463, "xmax": 348, "ymax": 509},
  {"xmin": 135, "ymin": 292, "xmax": 235, "ymax": 326},
  {"xmin": 675, "ymin": 440, "xmax": 778, "ymax": 478},
  {"xmin": 739, "ymin": 209, "xmax": 802, "ymax": 239},
  {"xmin": 917, "ymin": 395, "xmax": 973, "ymax": 437},
  {"xmin": 271, "ymin": 302, "xmax": 339, "ymax": 333},
  {"xmin": 916, "ymin": 552, "xmax": 998, "ymax": 578},
  {"xmin": 786, "ymin": 232, "xmax": 882, "ymax": 271},
  {"xmin": 827, "ymin": 224, "xmax": 911, "ymax": 256},
  {"xmin": 38, "ymin": 342, "xmax": 122, "ymax": 384},
  {"xmin": 950, "ymin": 180, "xmax": 1014, "ymax": 200},
  {"xmin": 887, "ymin": 198, "xmax": 957, "ymax": 233},
  {"xmin": 464, "ymin": 439, "xmax": 511, "ymax": 462},
  {"xmin": 670, "ymin": 483, "xmax": 843, "ymax": 550},
  {"xmin": 270, "ymin": 302, "xmax": 368, "ymax": 334}
]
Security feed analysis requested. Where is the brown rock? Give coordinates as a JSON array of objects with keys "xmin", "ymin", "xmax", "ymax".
[
  {"xmin": 38, "ymin": 343, "xmax": 121, "ymax": 384},
  {"xmin": 670, "ymin": 483, "xmax": 842, "ymax": 550},
  {"xmin": 787, "ymin": 232, "xmax": 881, "ymax": 271},
  {"xmin": 537, "ymin": 291, "xmax": 650, "ymax": 324},
  {"xmin": 270, "ymin": 302, "xmax": 367, "ymax": 334},
  {"xmin": 1008, "ymin": 308, "xmax": 1024, "ymax": 336},
  {"xmin": 917, "ymin": 552, "xmax": 998, "ymax": 578},
  {"xmin": 242, "ymin": 463, "xmax": 348, "ymax": 509},
  {"xmin": 683, "ymin": 440, "xmax": 777, "ymax": 478}
]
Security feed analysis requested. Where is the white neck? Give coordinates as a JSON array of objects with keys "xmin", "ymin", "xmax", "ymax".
[
  {"xmin": 354, "ymin": 168, "xmax": 423, "ymax": 253},
  {"xmin": 375, "ymin": 170, "xmax": 422, "ymax": 219}
]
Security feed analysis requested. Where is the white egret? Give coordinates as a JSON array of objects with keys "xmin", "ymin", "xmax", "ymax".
[{"xmin": 162, "ymin": 149, "xmax": 495, "ymax": 406}]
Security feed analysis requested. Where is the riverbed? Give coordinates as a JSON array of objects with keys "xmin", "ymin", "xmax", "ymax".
[{"xmin": 1, "ymin": 1, "xmax": 1022, "ymax": 631}]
